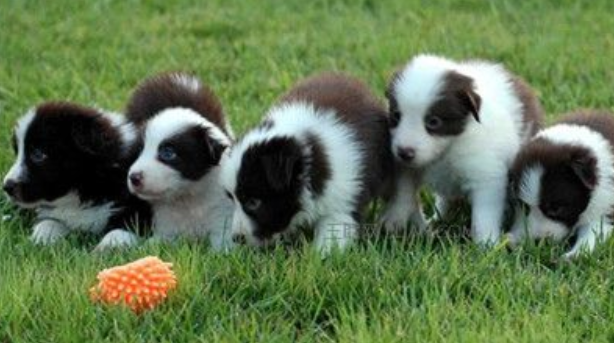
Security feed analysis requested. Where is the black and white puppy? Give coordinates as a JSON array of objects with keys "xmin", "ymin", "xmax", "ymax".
[
  {"xmin": 2, "ymin": 102, "xmax": 150, "ymax": 249},
  {"xmin": 220, "ymin": 73, "xmax": 393, "ymax": 254},
  {"xmin": 381, "ymin": 54, "xmax": 543, "ymax": 245},
  {"xmin": 126, "ymin": 72, "xmax": 234, "ymax": 250},
  {"xmin": 508, "ymin": 111, "xmax": 614, "ymax": 259}
]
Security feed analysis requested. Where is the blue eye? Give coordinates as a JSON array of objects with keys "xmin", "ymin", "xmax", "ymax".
[
  {"xmin": 158, "ymin": 145, "xmax": 178, "ymax": 162},
  {"xmin": 29, "ymin": 148, "xmax": 47, "ymax": 164}
]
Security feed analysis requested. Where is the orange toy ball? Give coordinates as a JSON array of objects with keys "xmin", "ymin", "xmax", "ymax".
[{"xmin": 90, "ymin": 256, "xmax": 177, "ymax": 313}]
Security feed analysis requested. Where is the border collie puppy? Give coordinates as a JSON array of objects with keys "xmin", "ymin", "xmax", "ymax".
[
  {"xmin": 508, "ymin": 110, "xmax": 614, "ymax": 259},
  {"xmin": 381, "ymin": 54, "xmax": 543, "ymax": 245},
  {"xmin": 2, "ymin": 102, "xmax": 150, "ymax": 249},
  {"xmin": 126, "ymin": 72, "xmax": 234, "ymax": 250},
  {"xmin": 220, "ymin": 73, "xmax": 393, "ymax": 254}
]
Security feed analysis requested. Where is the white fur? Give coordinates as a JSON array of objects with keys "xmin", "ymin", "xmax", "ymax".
[
  {"xmin": 4, "ymin": 109, "xmax": 35, "ymax": 186},
  {"xmin": 220, "ymin": 102, "xmax": 364, "ymax": 253},
  {"xmin": 94, "ymin": 229, "xmax": 139, "ymax": 251},
  {"xmin": 509, "ymin": 124, "xmax": 614, "ymax": 258},
  {"xmin": 128, "ymin": 108, "xmax": 234, "ymax": 250},
  {"xmin": 383, "ymin": 54, "xmax": 529, "ymax": 245},
  {"xmin": 129, "ymin": 108, "xmax": 231, "ymax": 200}
]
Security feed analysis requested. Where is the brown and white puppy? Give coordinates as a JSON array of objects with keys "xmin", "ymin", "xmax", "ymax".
[
  {"xmin": 126, "ymin": 72, "xmax": 234, "ymax": 250},
  {"xmin": 220, "ymin": 73, "xmax": 394, "ymax": 254},
  {"xmin": 509, "ymin": 110, "xmax": 614, "ymax": 259},
  {"xmin": 3, "ymin": 102, "xmax": 150, "ymax": 248},
  {"xmin": 381, "ymin": 54, "xmax": 543, "ymax": 245}
]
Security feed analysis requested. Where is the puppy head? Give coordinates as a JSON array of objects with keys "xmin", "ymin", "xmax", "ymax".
[
  {"xmin": 221, "ymin": 136, "xmax": 305, "ymax": 245},
  {"xmin": 3, "ymin": 102, "xmax": 122, "ymax": 207},
  {"xmin": 509, "ymin": 139, "xmax": 596, "ymax": 243},
  {"xmin": 127, "ymin": 109, "xmax": 229, "ymax": 201},
  {"xmin": 387, "ymin": 55, "xmax": 481, "ymax": 167}
]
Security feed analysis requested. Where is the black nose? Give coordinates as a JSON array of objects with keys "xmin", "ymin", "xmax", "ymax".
[
  {"xmin": 396, "ymin": 147, "xmax": 416, "ymax": 162},
  {"xmin": 3, "ymin": 179, "xmax": 18, "ymax": 197},
  {"xmin": 232, "ymin": 233, "xmax": 247, "ymax": 245},
  {"xmin": 129, "ymin": 172, "xmax": 144, "ymax": 188}
]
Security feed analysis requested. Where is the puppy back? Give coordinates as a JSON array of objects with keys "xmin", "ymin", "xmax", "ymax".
[{"xmin": 126, "ymin": 72, "xmax": 227, "ymax": 131}]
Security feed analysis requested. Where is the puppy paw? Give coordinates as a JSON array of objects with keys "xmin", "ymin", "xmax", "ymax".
[
  {"xmin": 379, "ymin": 207, "xmax": 411, "ymax": 233},
  {"xmin": 30, "ymin": 220, "xmax": 69, "ymax": 245},
  {"xmin": 314, "ymin": 222, "xmax": 354, "ymax": 256},
  {"xmin": 94, "ymin": 229, "xmax": 139, "ymax": 252}
]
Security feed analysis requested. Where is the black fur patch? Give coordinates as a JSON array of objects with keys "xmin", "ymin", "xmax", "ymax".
[
  {"xmin": 7, "ymin": 102, "xmax": 151, "ymax": 233},
  {"xmin": 158, "ymin": 125, "xmax": 226, "ymax": 180},
  {"xmin": 305, "ymin": 133, "xmax": 330, "ymax": 196},
  {"xmin": 423, "ymin": 71, "xmax": 481, "ymax": 136},
  {"xmin": 236, "ymin": 137, "xmax": 305, "ymax": 239},
  {"xmin": 511, "ymin": 137, "xmax": 597, "ymax": 229}
]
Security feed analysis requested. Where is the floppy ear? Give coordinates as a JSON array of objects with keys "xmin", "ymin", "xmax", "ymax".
[
  {"xmin": 260, "ymin": 148, "xmax": 302, "ymax": 192},
  {"xmin": 460, "ymin": 88, "xmax": 481, "ymax": 122},
  {"xmin": 205, "ymin": 136, "xmax": 227, "ymax": 164},
  {"xmin": 569, "ymin": 151, "xmax": 597, "ymax": 190},
  {"xmin": 71, "ymin": 115, "xmax": 116, "ymax": 156}
]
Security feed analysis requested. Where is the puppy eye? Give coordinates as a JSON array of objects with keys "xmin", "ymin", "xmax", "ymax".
[
  {"xmin": 29, "ymin": 148, "xmax": 47, "ymax": 164},
  {"xmin": 425, "ymin": 116, "xmax": 444, "ymax": 131},
  {"xmin": 243, "ymin": 198, "xmax": 262, "ymax": 212},
  {"xmin": 158, "ymin": 145, "xmax": 178, "ymax": 163},
  {"xmin": 542, "ymin": 203, "xmax": 566, "ymax": 220},
  {"xmin": 225, "ymin": 190, "xmax": 234, "ymax": 201},
  {"xmin": 389, "ymin": 109, "xmax": 401, "ymax": 128}
]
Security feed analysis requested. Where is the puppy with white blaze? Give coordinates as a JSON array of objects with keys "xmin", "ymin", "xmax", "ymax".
[
  {"xmin": 126, "ymin": 72, "xmax": 235, "ymax": 250},
  {"xmin": 2, "ymin": 102, "xmax": 151, "ymax": 249},
  {"xmin": 382, "ymin": 54, "xmax": 543, "ymax": 245},
  {"xmin": 508, "ymin": 111, "xmax": 614, "ymax": 259},
  {"xmin": 221, "ymin": 73, "xmax": 394, "ymax": 254}
]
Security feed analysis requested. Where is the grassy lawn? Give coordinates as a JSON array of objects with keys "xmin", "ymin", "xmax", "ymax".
[{"xmin": 2, "ymin": 0, "xmax": 614, "ymax": 341}]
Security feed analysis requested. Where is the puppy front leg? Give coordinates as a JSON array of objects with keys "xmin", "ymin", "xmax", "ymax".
[
  {"xmin": 30, "ymin": 219, "xmax": 69, "ymax": 245},
  {"xmin": 563, "ymin": 219, "xmax": 613, "ymax": 260},
  {"xmin": 379, "ymin": 169, "xmax": 426, "ymax": 233},
  {"xmin": 314, "ymin": 213, "xmax": 357, "ymax": 255},
  {"xmin": 470, "ymin": 180, "xmax": 506, "ymax": 246},
  {"xmin": 209, "ymin": 214, "xmax": 236, "ymax": 253}
]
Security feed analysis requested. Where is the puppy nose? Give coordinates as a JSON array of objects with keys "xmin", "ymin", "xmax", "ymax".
[
  {"xmin": 232, "ymin": 233, "xmax": 247, "ymax": 245},
  {"xmin": 129, "ymin": 172, "xmax": 144, "ymax": 188},
  {"xmin": 3, "ymin": 179, "xmax": 18, "ymax": 197},
  {"xmin": 396, "ymin": 147, "xmax": 416, "ymax": 162}
]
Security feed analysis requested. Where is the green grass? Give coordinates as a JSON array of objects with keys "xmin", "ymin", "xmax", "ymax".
[{"xmin": 2, "ymin": 0, "xmax": 614, "ymax": 341}]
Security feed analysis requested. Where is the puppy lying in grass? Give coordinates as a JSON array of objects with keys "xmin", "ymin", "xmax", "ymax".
[
  {"xmin": 221, "ymin": 73, "xmax": 394, "ymax": 254},
  {"xmin": 2, "ymin": 102, "xmax": 150, "ymax": 249},
  {"xmin": 509, "ymin": 110, "xmax": 614, "ymax": 259},
  {"xmin": 125, "ymin": 72, "xmax": 235, "ymax": 250}
]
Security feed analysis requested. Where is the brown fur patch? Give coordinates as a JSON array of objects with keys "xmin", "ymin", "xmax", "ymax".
[
  {"xmin": 510, "ymin": 76, "xmax": 544, "ymax": 138},
  {"xmin": 279, "ymin": 73, "xmax": 395, "ymax": 219},
  {"xmin": 126, "ymin": 72, "xmax": 227, "ymax": 133}
]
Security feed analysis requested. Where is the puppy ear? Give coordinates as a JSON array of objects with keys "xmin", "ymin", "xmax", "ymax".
[
  {"xmin": 260, "ymin": 148, "xmax": 302, "ymax": 192},
  {"xmin": 461, "ymin": 88, "xmax": 481, "ymax": 122},
  {"xmin": 569, "ymin": 151, "xmax": 597, "ymax": 190},
  {"xmin": 71, "ymin": 115, "xmax": 116, "ymax": 156}
]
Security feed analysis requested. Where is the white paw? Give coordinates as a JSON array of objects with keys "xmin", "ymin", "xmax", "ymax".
[
  {"xmin": 94, "ymin": 229, "xmax": 138, "ymax": 251},
  {"xmin": 315, "ymin": 222, "xmax": 354, "ymax": 256},
  {"xmin": 209, "ymin": 229, "xmax": 236, "ymax": 253},
  {"xmin": 30, "ymin": 220, "xmax": 69, "ymax": 245},
  {"xmin": 472, "ymin": 230, "xmax": 501, "ymax": 247},
  {"xmin": 379, "ymin": 206, "xmax": 411, "ymax": 233}
]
